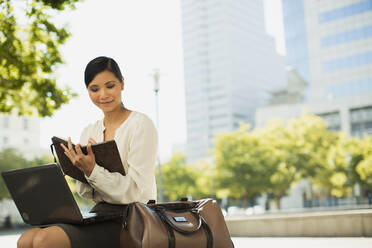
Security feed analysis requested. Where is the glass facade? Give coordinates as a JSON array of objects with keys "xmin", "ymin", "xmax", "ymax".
[
  {"xmin": 321, "ymin": 25, "xmax": 372, "ymax": 47},
  {"xmin": 317, "ymin": 112, "xmax": 341, "ymax": 131},
  {"xmin": 325, "ymin": 78, "xmax": 372, "ymax": 98},
  {"xmin": 350, "ymin": 105, "xmax": 372, "ymax": 136},
  {"xmin": 281, "ymin": 0, "xmax": 372, "ymax": 139},
  {"xmin": 323, "ymin": 51, "xmax": 372, "ymax": 72},
  {"xmin": 318, "ymin": 0, "xmax": 372, "ymax": 24},
  {"xmin": 317, "ymin": 1, "xmax": 372, "ymax": 100},
  {"xmin": 282, "ymin": 0, "xmax": 310, "ymax": 100}
]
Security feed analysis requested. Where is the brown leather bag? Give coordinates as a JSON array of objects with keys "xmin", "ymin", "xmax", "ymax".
[{"xmin": 117, "ymin": 198, "xmax": 234, "ymax": 248}]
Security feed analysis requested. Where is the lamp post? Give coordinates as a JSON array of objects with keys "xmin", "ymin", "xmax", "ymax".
[{"xmin": 151, "ymin": 68, "xmax": 164, "ymax": 202}]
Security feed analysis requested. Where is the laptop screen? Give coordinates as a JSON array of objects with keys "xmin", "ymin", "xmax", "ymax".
[{"xmin": 1, "ymin": 164, "xmax": 83, "ymax": 225}]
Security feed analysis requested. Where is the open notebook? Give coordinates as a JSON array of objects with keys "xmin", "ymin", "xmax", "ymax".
[{"xmin": 51, "ymin": 136, "xmax": 126, "ymax": 183}]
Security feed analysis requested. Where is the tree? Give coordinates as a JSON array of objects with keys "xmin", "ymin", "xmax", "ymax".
[
  {"xmin": 0, "ymin": 0, "xmax": 80, "ymax": 117},
  {"xmin": 287, "ymin": 113, "xmax": 351, "ymax": 197},
  {"xmin": 188, "ymin": 160, "xmax": 214, "ymax": 200},
  {"xmin": 28, "ymin": 153, "xmax": 54, "ymax": 166},
  {"xmin": 347, "ymin": 137, "xmax": 365, "ymax": 186},
  {"xmin": 213, "ymin": 113, "xmax": 356, "ymax": 209},
  {"xmin": 0, "ymin": 148, "xmax": 28, "ymax": 198},
  {"xmin": 355, "ymin": 136, "xmax": 372, "ymax": 189},
  {"xmin": 257, "ymin": 120, "xmax": 300, "ymax": 209},
  {"xmin": 213, "ymin": 125, "xmax": 274, "ymax": 208},
  {"xmin": 0, "ymin": 148, "xmax": 55, "ymax": 199},
  {"xmin": 159, "ymin": 152, "xmax": 215, "ymax": 201},
  {"xmin": 160, "ymin": 152, "xmax": 196, "ymax": 201}
]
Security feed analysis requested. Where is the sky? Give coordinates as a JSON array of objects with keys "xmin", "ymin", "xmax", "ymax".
[{"xmin": 39, "ymin": 0, "xmax": 285, "ymax": 161}]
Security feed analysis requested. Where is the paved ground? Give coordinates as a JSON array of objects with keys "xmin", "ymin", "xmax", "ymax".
[
  {"xmin": 1, "ymin": 228, "xmax": 372, "ymax": 247},
  {"xmin": 232, "ymin": 237, "xmax": 372, "ymax": 248}
]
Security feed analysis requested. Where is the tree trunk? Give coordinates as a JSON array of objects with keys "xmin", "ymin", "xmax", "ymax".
[
  {"xmin": 242, "ymin": 196, "xmax": 248, "ymax": 209},
  {"xmin": 275, "ymin": 196, "xmax": 281, "ymax": 210}
]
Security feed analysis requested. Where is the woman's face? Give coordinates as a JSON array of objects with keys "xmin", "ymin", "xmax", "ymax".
[{"xmin": 87, "ymin": 70, "xmax": 124, "ymax": 113}]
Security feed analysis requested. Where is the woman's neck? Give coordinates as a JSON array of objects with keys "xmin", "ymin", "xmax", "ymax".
[{"xmin": 103, "ymin": 106, "xmax": 128, "ymax": 128}]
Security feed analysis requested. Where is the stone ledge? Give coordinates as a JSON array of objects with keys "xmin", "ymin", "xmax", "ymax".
[{"xmin": 225, "ymin": 209, "xmax": 372, "ymax": 237}]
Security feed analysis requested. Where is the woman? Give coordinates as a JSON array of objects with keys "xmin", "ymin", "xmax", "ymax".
[{"xmin": 17, "ymin": 56, "xmax": 158, "ymax": 248}]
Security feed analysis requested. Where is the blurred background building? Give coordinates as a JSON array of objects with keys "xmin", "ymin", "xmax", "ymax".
[
  {"xmin": 256, "ymin": 0, "xmax": 372, "ymax": 209},
  {"xmin": 257, "ymin": 0, "xmax": 372, "ymax": 137},
  {"xmin": 181, "ymin": 0, "xmax": 286, "ymax": 162},
  {"xmin": 0, "ymin": 113, "xmax": 42, "ymax": 159}
]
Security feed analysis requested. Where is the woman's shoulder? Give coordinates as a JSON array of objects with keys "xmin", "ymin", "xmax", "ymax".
[
  {"xmin": 129, "ymin": 111, "xmax": 155, "ymax": 127},
  {"xmin": 81, "ymin": 119, "xmax": 104, "ymax": 136}
]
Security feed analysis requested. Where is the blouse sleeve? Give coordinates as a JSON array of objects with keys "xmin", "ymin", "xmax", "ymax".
[{"xmin": 83, "ymin": 116, "xmax": 158, "ymax": 204}]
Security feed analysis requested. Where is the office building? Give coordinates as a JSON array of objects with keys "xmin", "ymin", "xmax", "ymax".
[
  {"xmin": 268, "ymin": 0, "xmax": 372, "ymax": 136},
  {"xmin": 254, "ymin": 0, "xmax": 372, "ymax": 209},
  {"xmin": 181, "ymin": 0, "xmax": 286, "ymax": 162},
  {"xmin": 0, "ymin": 113, "xmax": 42, "ymax": 158}
]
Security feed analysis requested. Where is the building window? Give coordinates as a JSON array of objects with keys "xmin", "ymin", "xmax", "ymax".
[
  {"xmin": 325, "ymin": 78, "xmax": 372, "ymax": 99},
  {"xmin": 318, "ymin": 1, "xmax": 372, "ymax": 24},
  {"xmin": 323, "ymin": 51, "xmax": 372, "ymax": 72},
  {"xmin": 24, "ymin": 138, "xmax": 29, "ymax": 145},
  {"xmin": 321, "ymin": 25, "xmax": 372, "ymax": 48},
  {"xmin": 350, "ymin": 106, "xmax": 372, "ymax": 123},
  {"xmin": 317, "ymin": 112, "xmax": 341, "ymax": 131},
  {"xmin": 350, "ymin": 106, "xmax": 372, "ymax": 137},
  {"xmin": 3, "ymin": 136, "xmax": 8, "ymax": 145}
]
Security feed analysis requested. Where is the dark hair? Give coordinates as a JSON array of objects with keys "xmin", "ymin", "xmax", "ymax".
[{"xmin": 84, "ymin": 56, "xmax": 123, "ymax": 87}]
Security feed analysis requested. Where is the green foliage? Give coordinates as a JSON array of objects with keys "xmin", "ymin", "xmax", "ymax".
[
  {"xmin": 212, "ymin": 113, "xmax": 361, "ymax": 208},
  {"xmin": 0, "ymin": 147, "xmax": 93, "ymax": 207},
  {"xmin": 156, "ymin": 114, "xmax": 372, "ymax": 208},
  {"xmin": 0, "ymin": 0, "xmax": 79, "ymax": 117},
  {"xmin": 0, "ymin": 148, "xmax": 28, "ymax": 198},
  {"xmin": 35, "ymin": 0, "xmax": 80, "ymax": 10},
  {"xmin": 28, "ymin": 153, "xmax": 54, "ymax": 166},
  {"xmin": 0, "ymin": 148, "xmax": 54, "ymax": 199},
  {"xmin": 357, "ymin": 156, "xmax": 372, "ymax": 185},
  {"xmin": 286, "ymin": 114, "xmax": 351, "ymax": 197},
  {"xmin": 159, "ymin": 153, "xmax": 193, "ymax": 201},
  {"xmin": 159, "ymin": 153, "xmax": 214, "ymax": 201},
  {"xmin": 355, "ymin": 136, "xmax": 372, "ymax": 187},
  {"xmin": 188, "ymin": 161, "xmax": 214, "ymax": 199},
  {"xmin": 213, "ymin": 124, "xmax": 275, "ymax": 207},
  {"xmin": 347, "ymin": 137, "xmax": 368, "ymax": 188},
  {"xmin": 257, "ymin": 120, "xmax": 299, "ymax": 206}
]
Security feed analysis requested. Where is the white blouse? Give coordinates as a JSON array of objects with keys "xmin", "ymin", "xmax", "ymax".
[{"xmin": 76, "ymin": 111, "xmax": 158, "ymax": 204}]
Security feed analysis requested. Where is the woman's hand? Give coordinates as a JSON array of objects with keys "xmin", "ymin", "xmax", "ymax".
[
  {"xmin": 61, "ymin": 137, "xmax": 96, "ymax": 177},
  {"xmin": 88, "ymin": 138, "xmax": 97, "ymax": 145}
]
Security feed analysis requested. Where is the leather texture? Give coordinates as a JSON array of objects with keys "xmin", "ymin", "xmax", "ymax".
[
  {"xmin": 51, "ymin": 136, "xmax": 125, "ymax": 183},
  {"xmin": 119, "ymin": 198, "xmax": 234, "ymax": 248}
]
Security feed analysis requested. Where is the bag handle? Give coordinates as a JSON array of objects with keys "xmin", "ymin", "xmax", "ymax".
[
  {"xmin": 154, "ymin": 206, "xmax": 213, "ymax": 248},
  {"xmin": 156, "ymin": 207, "xmax": 203, "ymax": 234}
]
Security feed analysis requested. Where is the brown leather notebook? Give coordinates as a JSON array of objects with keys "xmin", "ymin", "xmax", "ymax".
[{"xmin": 51, "ymin": 136, "xmax": 126, "ymax": 183}]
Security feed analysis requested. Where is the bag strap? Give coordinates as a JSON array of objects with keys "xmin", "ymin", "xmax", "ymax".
[
  {"xmin": 200, "ymin": 215, "xmax": 213, "ymax": 248},
  {"xmin": 154, "ymin": 209, "xmax": 176, "ymax": 248},
  {"xmin": 154, "ymin": 207, "xmax": 213, "ymax": 248},
  {"xmin": 162, "ymin": 208, "xmax": 202, "ymax": 234}
]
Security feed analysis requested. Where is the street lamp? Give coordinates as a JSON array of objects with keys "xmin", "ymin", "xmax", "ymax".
[{"xmin": 151, "ymin": 68, "xmax": 164, "ymax": 202}]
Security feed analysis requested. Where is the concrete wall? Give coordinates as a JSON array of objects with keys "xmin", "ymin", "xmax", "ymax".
[{"xmin": 225, "ymin": 209, "xmax": 372, "ymax": 237}]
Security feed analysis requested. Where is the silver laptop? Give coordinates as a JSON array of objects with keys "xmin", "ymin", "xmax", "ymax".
[{"xmin": 1, "ymin": 164, "xmax": 122, "ymax": 225}]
